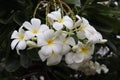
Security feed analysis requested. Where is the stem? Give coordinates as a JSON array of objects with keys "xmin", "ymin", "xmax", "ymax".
[
  {"xmin": 53, "ymin": 0, "xmax": 57, "ymax": 10},
  {"xmin": 58, "ymin": 0, "xmax": 64, "ymax": 16},
  {"xmin": 61, "ymin": 1, "xmax": 76, "ymax": 21},
  {"xmin": 46, "ymin": 2, "xmax": 50, "ymax": 25},
  {"xmin": 33, "ymin": 1, "xmax": 47, "ymax": 18}
]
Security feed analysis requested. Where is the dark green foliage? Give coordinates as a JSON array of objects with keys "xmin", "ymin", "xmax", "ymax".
[{"xmin": 0, "ymin": 0, "xmax": 120, "ymax": 80}]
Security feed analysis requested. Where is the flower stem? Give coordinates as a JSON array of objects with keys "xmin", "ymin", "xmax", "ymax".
[
  {"xmin": 58, "ymin": 0, "xmax": 64, "ymax": 16},
  {"xmin": 61, "ymin": 1, "xmax": 76, "ymax": 22},
  {"xmin": 53, "ymin": 0, "xmax": 57, "ymax": 10},
  {"xmin": 46, "ymin": 2, "xmax": 50, "ymax": 25}
]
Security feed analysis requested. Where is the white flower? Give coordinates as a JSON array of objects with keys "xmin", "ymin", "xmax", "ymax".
[
  {"xmin": 38, "ymin": 30, "xmax": 63, "ymax": 65},
  {"xmin": 22, "ymin": 18, "xmax": 49, "ymax": 41},
  {"xmin": 90, "ymin": 61, "xmax": 109, "ymax": 74},
  {"xmin": 96, "ymin": 46, "xmax": 109, "ymax": 56},
  {"xmin": 75, "ymin": 42, "xmax": 94, "ymax": 61},
  {"xmin": 85, "ymin": 28, "xmax": 107, "ymax": 43},
  {"xmin": 11, "ymin": 28, "xmax": 29, "ymax": 54},
  {"xmin": 60, "ymin": 33, "xmax": 75, "ymax": 55},
  {"xmin": 65, "ymin": 42, "xmax": 94, "ymax": 64},
  {"xmin": 75, "ymin": 15, "xmax": 107, "ymax": 43},
  {"xmin": 47, "ymin": 9, "xmax": 73, "ymax": 30}
]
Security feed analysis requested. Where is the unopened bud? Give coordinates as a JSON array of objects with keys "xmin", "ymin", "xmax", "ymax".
[{"xmin": 26, "ymin": 41, "xmax": 38, "ymax": 47}]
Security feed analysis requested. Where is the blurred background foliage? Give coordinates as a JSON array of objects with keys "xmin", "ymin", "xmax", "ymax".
[{"xmin": 0, "ymin": 0, "xmax": 120, "ymax": 80}]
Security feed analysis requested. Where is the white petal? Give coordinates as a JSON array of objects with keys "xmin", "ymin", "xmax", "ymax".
[
  {"xmin": 48, "ymin": 17, "xmax": 54, "ymax": 25},
  {"xmin": 40, "ymin": 46, "xmax": 52, "ymax": 56},
  {"xmin": 31, "ymin": 18, "xmax": 41, "ymax": 29},
  {"xmin": 52, "ymin": 44, "xmax": 62, "ymax": 54},
  {"xmin": 65, "ymin": 52, "xmax": 74, "ymax": 64},
  {"xmin": 47, "ymin": 14, "xmax": 57, "ymax": 20},
  {"xmin": 47, "ymin": 10, "xmax": 61, "ymax": 20},
  {"xmin": 62, "ymin": 45, "xmax": 71, "ymax": 55},
  {"xmin": 17, "ymin": 40, "xmax": 26, "ymax": 50},
  {"xmin": 54, "ymin": 37, "xmax": 63, "ymax": 44},
  {"xmin": 96, "ymin": 68, "xmax": 101, "ymax": 74},
  {"xmin": 54, "ymin": 30, "xmax": 63, "ymax": 39},
  {"xmin": 73, "ymin": 53, "xmax": 84, "ymax": 63},
  {"xmin": 68, "ymin": 63, "xmax": 80, "ymax": 70},
  {"xmin": 16, "ymin": 48, "xmax": 20, "ymax": 55},
  {"xmin": 86, "ymin": 31, "xmax": 102, "ymax": 43},
  {"xmin": 37, "ymin": 34, "xmax": 47, "ymax": 46},
  {"xmin": 76, "ymin": 15, "xmax": 81, "ymax": 20},
  {"xmin": 25, "ymin": 31, "xmax": 35, "ymax": 40},
  {"xmin": 11, "ymin": 39, "xmax": 19, "ymax": 50},
  {"xmin": 63, "ymin": 16, "xmax": 73, "ymax": 22},
  {"xmin": 39, "ymin": 24, "xmax": 49, "ymax": 32},
  {"xmin": 74, "ymin": 20, "xmax": 81, "ymax": 28},
  {"xmin": 101, "ymin": 64, "xmax": 109, "ymax": 73},
  {"xmin": 53, "ymin": 22, "xmax": 63, "ymax": 30},
  {"xmin": 19, "ymin": 28, "xmax": 25, "ymax": 34},
  {"xmin": 44, "ymin": 29, "xmax": 54, "ymax": 40},
  {"xmin": 77, "ymin": 31, "xmax": 86, "ymax": 39},
  {"xmin": 63, "ymin": 16, "xmax": 73, "ymax": 29},
  {"xmin": 82, "ymin": 17, "xmax": 89, "ymax": 25},
  {"xmin": 66, "ymin": 37, "xmax": 75, "ymax": 46},
  {"xmin": 22, "ymin": 21, "xmax": 33, "ymax": 30},
  {"xmin": 11, "ymin": 30, "xmax": 19, "ymax": 39},
  {"xmin": 38, "ymin": 50, "xmax": 48, "ymax": 61},
  {"xmin": 47, "ymin": 54, "xmax": 62, "ymax": 66}
]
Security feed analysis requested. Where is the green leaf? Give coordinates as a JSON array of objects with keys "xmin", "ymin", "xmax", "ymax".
[
  {"xmin": 107, "ymin": 40, "xmax": 117, "ymax": 52},
  {"xmin": 5, "ymin": 59, "xmax": 20, "ymax": 72},
  {"xmin": 20, "ymin": 52, "xmax": 32, "ymax": 68},
  {"xmin": 27, "ymin": 48, "xmax": 40, "ymax": 61}
]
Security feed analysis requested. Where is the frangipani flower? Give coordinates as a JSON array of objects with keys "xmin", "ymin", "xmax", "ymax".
[
  {"xmin": 90, "ymin": 61, "xmax": 109, "ymax": 74},
  {"xmin": 11, "ymin": 28, "xmax": 29, "ymax": 54},
  {"xmin": 75, "ymin": 15, "xmax": 107, "ymax": 43},
  {"xmin": 47, "ymin": 9, "xmax": 73, "ymax": 30},
  {"xmin": 85, "ymin": 28, "xmax": 107, "ymax": 43},
  {"xmin": 38, "ymin": 29, "xmax": 63, "ymax": 65},
  {"xmin": 22, "ymin": 18, "xmax": 49, "ymax": 40},
  {"xmin": 67, "ymin": 60, "xmax": 109, "ymax": 75},
  {"xmin": 96, "ymin": 46, "xmax": 109, "ymax": 56},
  {"xmin": 65, "ymin": 42, "xmax": 94, "ymax": 64},
  {"xmin": 10, "ymin": 7, "xmax": 109, "ymax": 75},
  {"xmin": 74, "ymin": 42, "xmax": 94, "ymax": 61}
]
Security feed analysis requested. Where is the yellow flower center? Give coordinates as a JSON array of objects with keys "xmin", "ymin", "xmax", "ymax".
[
  {"xmin": 19, "ymin": 34, "xmax": 24, "ymax": 40},
  {"xmin": 58, "ymin": 18, "xmax": 63, "ymax": 23},
  {"xmin": 32, "ymin": 28, "xmax": 38, "ymax": 34},
  {"xmin": 80, "ymin": 46, "xmax": 88, "ymax": 55},
  {"xmin": 80, "ymin": 24, "xmax": 86, "ymax": 30},
  {"xmin": 51, "ymin": 50, "xmax": 55, "ymax": 57},
  {"xmin": 63, "ymin": 39, "xmax": 66, "ymax": 44},
  {"xmin": 47, "ymin": 39, "xmax": 53, "ymax": 45}
]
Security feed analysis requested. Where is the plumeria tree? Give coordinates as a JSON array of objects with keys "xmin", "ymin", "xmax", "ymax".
[{"xmin": 0, "ymin": 0, "xmax": 120, "ymax": 80}]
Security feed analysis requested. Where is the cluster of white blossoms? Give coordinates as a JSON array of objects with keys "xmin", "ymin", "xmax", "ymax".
[{"xmin": 11, "ymin": 9, "xmax": 109, "ymax": 75}]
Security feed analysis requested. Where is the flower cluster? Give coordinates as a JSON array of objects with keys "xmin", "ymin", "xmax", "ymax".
[{"xmin": 11, "ymin": 9, "xmax": 108, "ymax": 75}]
